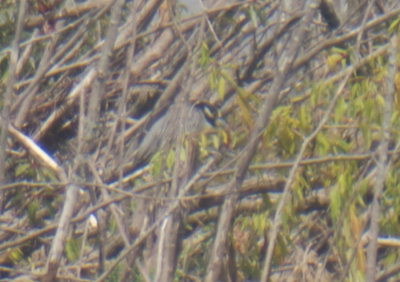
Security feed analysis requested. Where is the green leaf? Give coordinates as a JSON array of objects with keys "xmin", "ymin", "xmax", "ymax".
[
  {"xmin": 212, "ymin": 134, "xmax": 220, "ymax": 150},
  {"xmin": 329, "ymin": 184, "xmax": 341, "ymax": 223},
  {"xmin": 249, "ymin": 5, "xmax": 258, "ymax": 28},
  {"xmin": 209, "ymin": 68, "xmax": 217, "ymax": 90},
  {"xmin": 39, "ymin": 167, "xmax": 58, "ymax": 182},
  {"xmin": 327, "ymin": 53, "xmax": 343, "ymax": 70},
  {"xmin": 334, "ymin": 96, "xmax": 346, "ymax": 123},
  {"xmin": 252, "ymin": 213, "xmax": 267, "ymax": 236},
  {"xmin": 298, "ymin": 105, "xmax": 311, "ymax": 133},
  {"xmin": 316, "ymin": 132, "xmax": 330, "ymax": 155},
  {"xmin": 388, "ymin": 16, "xmax": 400, "ymax": 34},
  {"xmin": 166, "ymin": 148, "xmax": 175, "ymax": 169},
  {"xmin": 310, "ymin": 84, "xmax": 318, "ymax": 107},
  {"xmin": 199, "ymin": 133, "xmax": 207, "ymax": 149},
  {"xmin": 109, "ymin": 217, "xmax": 117, "ymax": 235},
  {"xmin": 28, "ymin": 200, "xmax": 40, "ymax": 225},
  {"xmin": 150, "ymin": 151, "xmax": 162, "ymax": 176},
  {"xmin": 237, "ymin": 94, "xmax": 253, "ymax": 128},
  {"xmin": 218, "ymin": 75, "xmax": 226, "ymax": 100},
  {"xmin": 15, "ymin": 162, "xmax": 30, "ymax": 177},
  {"xmin": 65, "ymin": 238, "xmax": 80, "ymax": 262},
  {"xmin": 376, "ymin": 94, "xmax": 385, "ymax": 108},
  {"xmin": 199, "ymin": 42, "xmax": 210, "ymax": 67},
  {"xmin": 9, "ymin": 247, "xmax": 23, "ymax": 263},
  {"xmin": 279, "ymin": 126, "xmax": 295, "ymax": 155},
  {"xmin": 332, "ymin": 137, "xmax": 351, "ymax": 153},
  {"xmin": 360, "ymin": 122, "xmax": 371, "ymax": 149}
]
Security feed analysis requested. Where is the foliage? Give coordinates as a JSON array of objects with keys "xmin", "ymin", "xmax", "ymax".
[{"xmin": 1, "ymin": 1, "xmax": 400, "ymax": 281}]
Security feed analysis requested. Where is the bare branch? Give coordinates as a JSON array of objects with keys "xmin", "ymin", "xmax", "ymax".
[{"xmin": 365, "ymin": 33, "xmax": 398, "ymax": 282}]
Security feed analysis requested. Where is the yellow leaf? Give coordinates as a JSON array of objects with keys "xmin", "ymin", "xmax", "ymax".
[
  {"xmin": 166, "ymin": 148, "xmax": 175, "ymax": 169},
  {"xmin": 218, "ymin": 75, "xmax": 226, "ymax": 100},
  {"xmin": 395, "ymin": 73, "xmax": 400, "ymax": 105},
  {"xmin": 237, "ymin": 95, "xmax": 253, "ymax": 128},
  {"xmin": 326, "ymin": 53, "xmax": 343, "ymax": 71}
]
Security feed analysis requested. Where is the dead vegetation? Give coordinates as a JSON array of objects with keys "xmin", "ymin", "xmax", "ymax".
[{"xmin": 1, "ymin": 0, "xmax": 400, "ymax": 281}]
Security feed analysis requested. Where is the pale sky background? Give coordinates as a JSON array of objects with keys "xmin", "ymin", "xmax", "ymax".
[{"xmin": 179, "ymin": 0, "xmax": 202, "ymax": 15}]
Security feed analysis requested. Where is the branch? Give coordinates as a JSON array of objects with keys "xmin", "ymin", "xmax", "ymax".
[
  {"xmin": 365, "ymin": 33, "xmax": 398, "ymax": 282},
  {"xmin": 0, "ymin": 0, "xmax": 27, "ymax": 211},
  {"xmin": 204, "ymin": 2, "xmax": 317, "ymax": 281}
]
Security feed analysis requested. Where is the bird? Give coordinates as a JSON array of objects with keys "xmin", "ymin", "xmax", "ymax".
[{"xmin": 124, "ymin": 100, "xmax": 218, "ymax": 171}]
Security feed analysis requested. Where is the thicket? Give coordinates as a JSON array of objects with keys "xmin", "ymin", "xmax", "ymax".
[{"xmin": 1, "ymin": 0, "xmax": 400, "ymax": 281}]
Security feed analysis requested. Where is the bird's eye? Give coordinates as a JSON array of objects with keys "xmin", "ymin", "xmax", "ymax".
[
  {"xmin": 202, "ymin": 105, "xmax": 217, "ymax": 126},
  {"xmin": 193, "ymin": 101, "xmax": 218, "ymax": 126}
]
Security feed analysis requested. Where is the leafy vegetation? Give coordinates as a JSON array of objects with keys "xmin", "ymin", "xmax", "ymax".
[{"xmin": 1, "ymin": 0, "xmax": 400, "ymax": 281}]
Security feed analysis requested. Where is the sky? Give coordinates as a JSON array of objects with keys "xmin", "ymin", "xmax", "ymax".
[{"xmin": 179, "ymin": 0, "xmax": 202, "ymax": 15}]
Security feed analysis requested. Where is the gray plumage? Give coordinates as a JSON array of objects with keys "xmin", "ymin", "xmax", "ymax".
[{"xmin": 127, "ymin": 101, "xmax": 215, "ymax": 168}]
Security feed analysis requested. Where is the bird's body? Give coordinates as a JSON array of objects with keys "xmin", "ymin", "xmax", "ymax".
[{"xmin": 126, "ymin": 101, "xmax": 217, "ymax": 170}]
